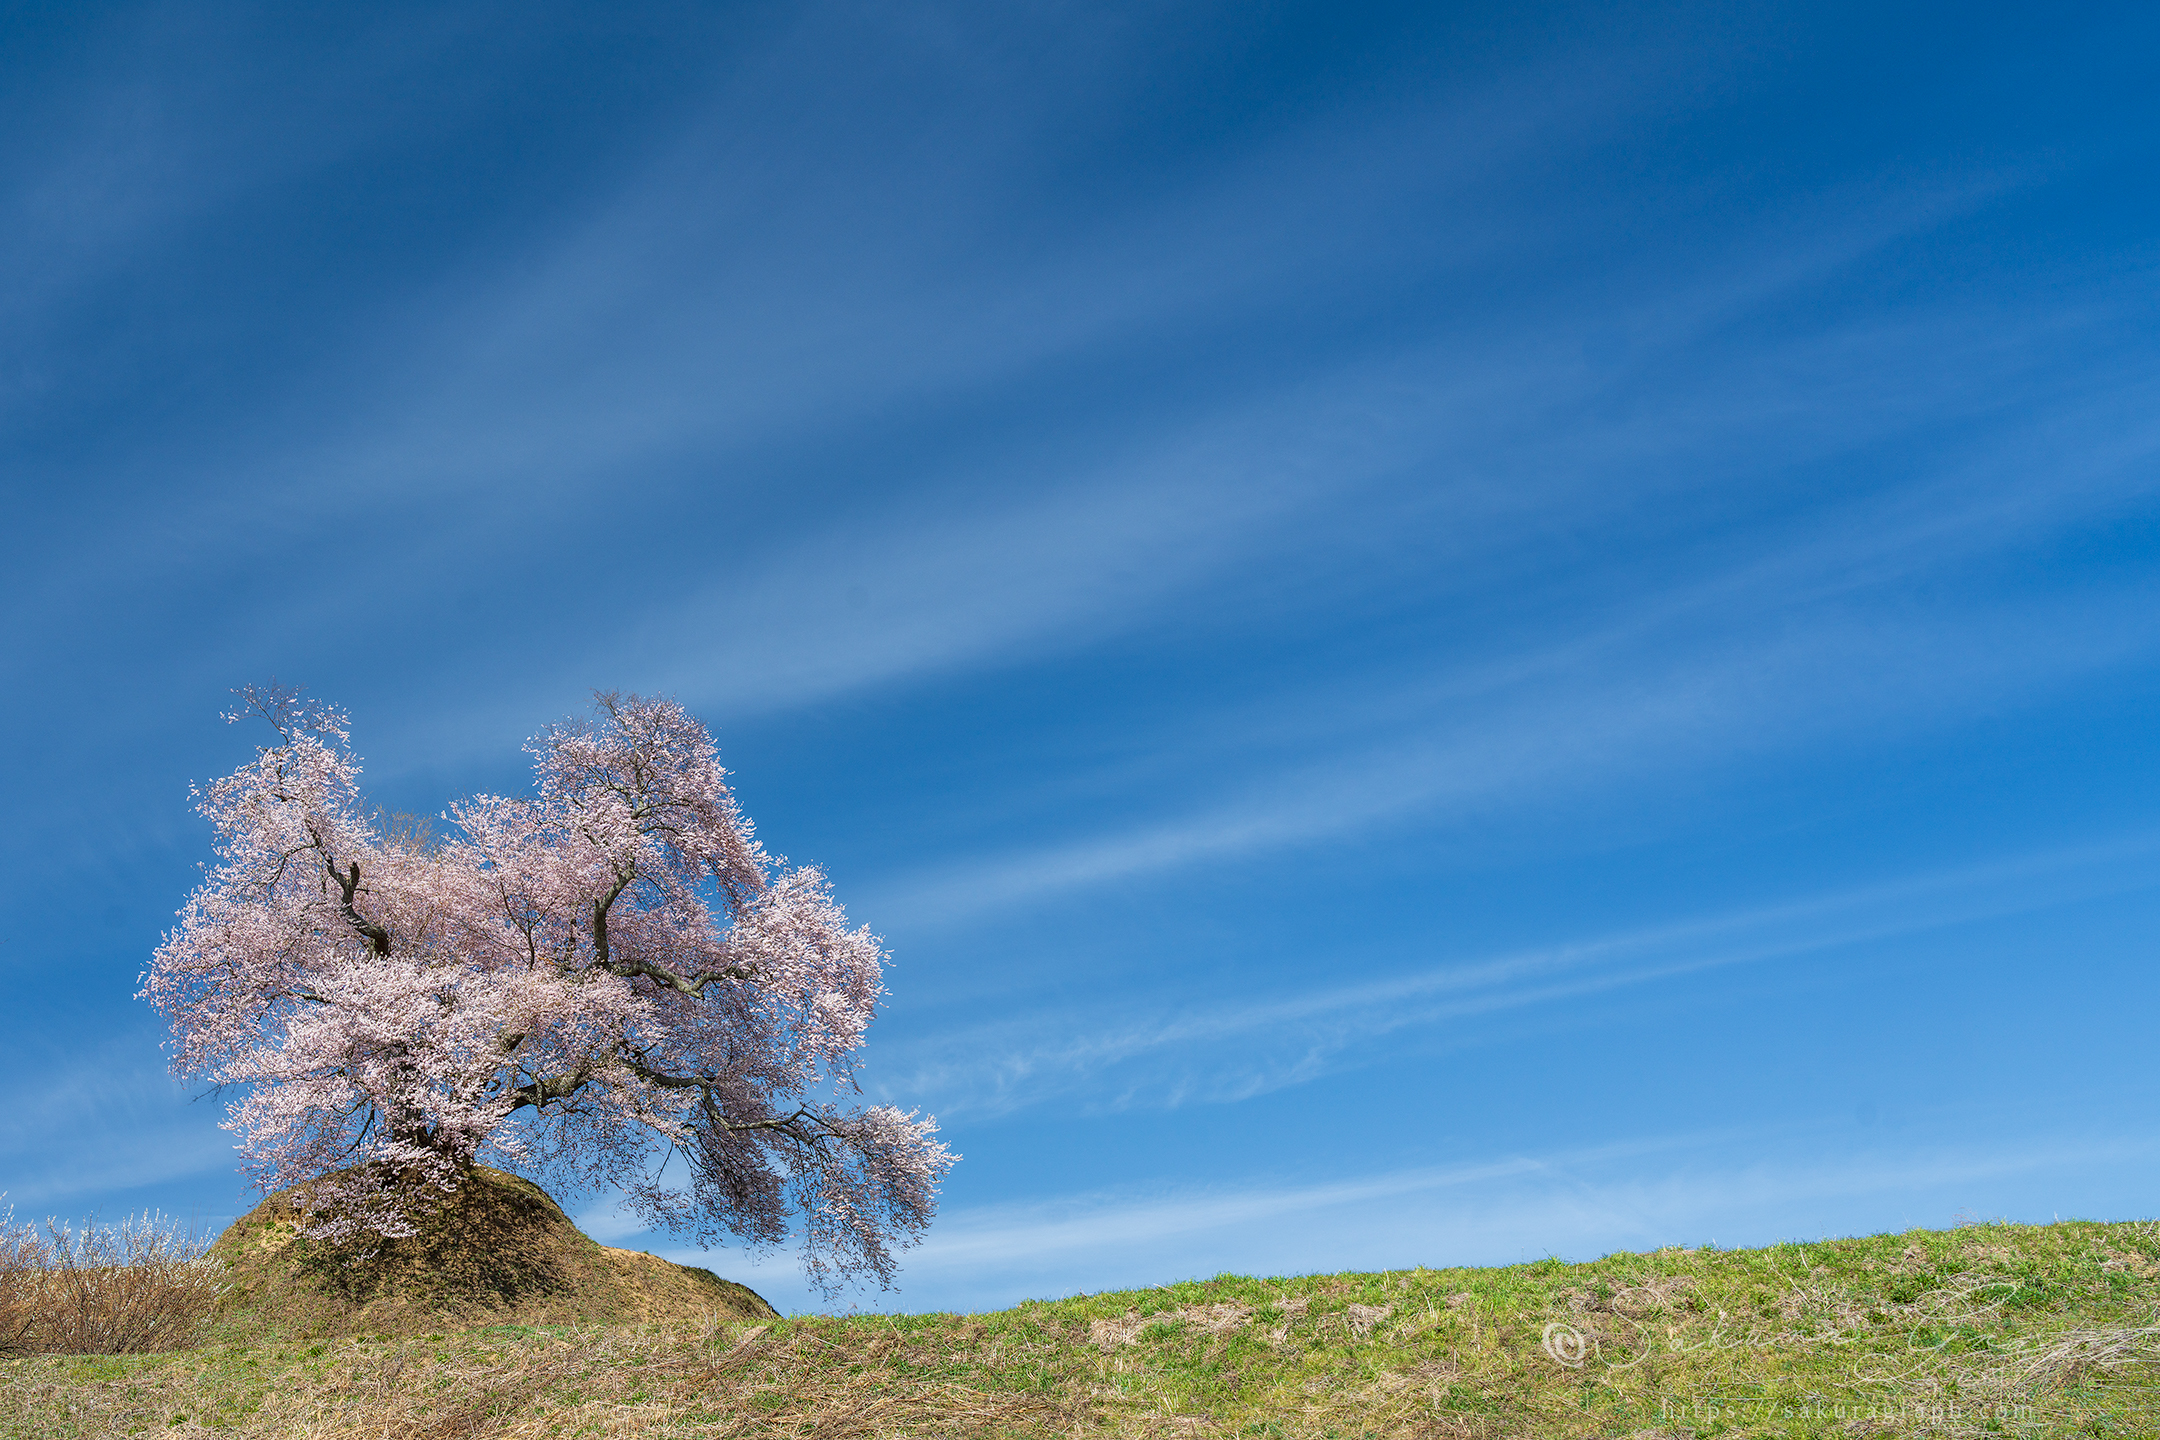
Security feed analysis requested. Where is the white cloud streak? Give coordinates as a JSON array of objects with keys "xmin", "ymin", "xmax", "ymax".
[
  {"xmin": 869, "ymin": 566, "xmax": 2160, "ymax": 930},
  {"xmin": 4, "ymin": 18, "xmax": 2092, "ymax": 748},
  {"xmin": 0, "ymin": 1049, "xmax": 236, "ymax": 1212},
  {"xmin": 874, "ymin": 834, "xmax": 2160, "ymax": 1120}
]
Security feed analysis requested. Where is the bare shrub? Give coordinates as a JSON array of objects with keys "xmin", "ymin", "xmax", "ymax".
[
  {"xmin": 0, "ymin": 1204, "xmax": 49, "ymax": 1356},
  {"xmin": 0, "ymin": 1201, "xmax": 220, "ymax": 1356}
]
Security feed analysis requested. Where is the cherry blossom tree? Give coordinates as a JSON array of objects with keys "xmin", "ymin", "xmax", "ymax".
[{"xmin": 142, "ymin": 686, "xmax": 954, "ymax": 1291}]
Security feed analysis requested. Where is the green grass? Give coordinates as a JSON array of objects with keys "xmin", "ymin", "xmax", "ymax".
[{"xmin": 5, "ymin": 1218, "xmax": 2158, "ymax": 1437}]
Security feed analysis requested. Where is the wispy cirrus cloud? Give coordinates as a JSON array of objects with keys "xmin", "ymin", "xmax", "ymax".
[
  {"xmin": 872, "ymin": 834, "xmax": 2160, "ymax": 1121},
  {"xmin": 525, "ymin": 187, "xmax": 2128, "ymax": 731},
  {"xmin": 1, "ymin": 17, "xmax": 2082, "ymax": 754},
  {"xmin": 812, "ymin": 313, "xmax": 2160, "ymax": 928},
  {"xmin": 867, "ymin": 563, "xmax": 2160, "ymax": 932},
  {"xmin": 0, "ymin": 1041, "xmax": 235, "ymax": 1212}
]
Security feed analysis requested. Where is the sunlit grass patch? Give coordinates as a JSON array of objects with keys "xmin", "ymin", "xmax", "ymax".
[{"xmin": 5, "ymin": 1218, "xmax": 2159, "ymax": 1436}]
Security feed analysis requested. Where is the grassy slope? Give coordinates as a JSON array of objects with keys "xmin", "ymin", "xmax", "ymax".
[
  {"xmin": 6, "ymin": 1218, "xmax": 2160, "ymax": 1438},
  {"xmin": 209, "ymin": 1167, "xmax": 776, "ymax": 1338}
]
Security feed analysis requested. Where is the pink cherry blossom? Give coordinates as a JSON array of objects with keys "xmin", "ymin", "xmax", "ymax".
[{"xmin": 142, "ymin": 686, "xmax": 955, "ymax": 1291}]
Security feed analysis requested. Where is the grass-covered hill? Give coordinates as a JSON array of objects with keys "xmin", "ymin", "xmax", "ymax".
[
  {"xmin": 7, "ymin": 1214, "xmax": 2160, "ymax": 1437},
  {"xmin": 208, "ymin": 1166, "xmax": 774, "ymax": 1339}
]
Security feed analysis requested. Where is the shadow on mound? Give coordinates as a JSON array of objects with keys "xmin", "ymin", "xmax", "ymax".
[{"xmin": 210, "ymin": 1166, "xmax": 776, "ymax": 1338}]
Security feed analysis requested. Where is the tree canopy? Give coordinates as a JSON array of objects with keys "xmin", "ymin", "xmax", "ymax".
[{"xmin": 143, "ymin": 687, "xmax": 953, "ymax": 1291}]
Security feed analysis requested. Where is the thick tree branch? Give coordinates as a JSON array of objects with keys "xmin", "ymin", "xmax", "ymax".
[
  {"xmin": 588, "ymin": 864, "xmax": 637, "ymax": 967},
  {"xmin": 327, "ymin": 857, "xmax": 392, "ymax": 956},
  {"xmin": 598, "ymin": 953, "xmax": 756, "ymax": 996},
  {"xmin": 619, "ymin": 1052, "xmax": 827, "ymax": 1137},
  {"xmin": 587, "ymin": 870, "xmax": 753, "ymax": 993},
  {"xmin": 503, "ymin": 1066, "xmax": 592, "ymax": 1113}
]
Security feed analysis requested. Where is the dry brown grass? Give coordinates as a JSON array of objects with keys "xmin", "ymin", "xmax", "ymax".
[
  {"xmin": 0, "ymin": 1206, "xmax": 220, "ymax": 1358},
  {"xmin": 2, "ymin": 1315, "xmax": 1085, "ymax": 1438}
]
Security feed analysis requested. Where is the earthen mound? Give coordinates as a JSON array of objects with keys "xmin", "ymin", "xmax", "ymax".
[{"xmin": 210, "ymin": 1166, "xmax": 776, "ymax": 1337}]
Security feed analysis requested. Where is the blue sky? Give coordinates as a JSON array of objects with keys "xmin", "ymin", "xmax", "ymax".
[{"xmin": 3, "ymin": 0, "xmax": 2158, "ymax": 1315}]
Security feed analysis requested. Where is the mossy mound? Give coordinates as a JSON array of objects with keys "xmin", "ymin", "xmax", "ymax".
[{"xmin": 209, "ymin": 1166, "xmax": 776, "ymax": 1338}]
